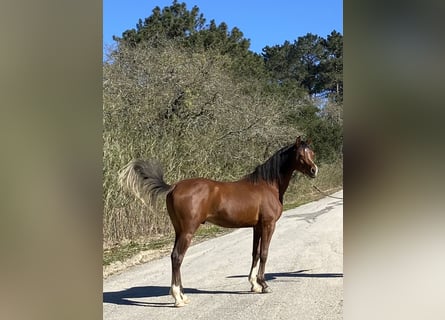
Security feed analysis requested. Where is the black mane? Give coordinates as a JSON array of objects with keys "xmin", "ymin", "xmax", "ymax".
[{"xmin": 246, "ymin": 144, "xmax": 296, "ymax": 184}]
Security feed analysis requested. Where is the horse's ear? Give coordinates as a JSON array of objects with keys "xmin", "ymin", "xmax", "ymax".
[
  {"xmin": 306, "ymin": 138, "xmax": 312, "ymax": 145},
  {"xmin": 295, "ymin": 136, "xmax": 302, "ymax": 146}
]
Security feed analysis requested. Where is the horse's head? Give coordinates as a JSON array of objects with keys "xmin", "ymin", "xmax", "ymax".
[{"xmin": 294, "ymin": 136, "xmax": 318, "ymax": 178}]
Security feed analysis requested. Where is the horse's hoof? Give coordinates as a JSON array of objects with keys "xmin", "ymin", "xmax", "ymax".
[
  {"xmin": 174, "ymin": 301, "xmax": 186, "ymax": 307},
  {"xmin": 251, "ymin": 285, "xmax": 262, "ymax": 293},
  {"xmin": 182, "ymin": 295, "xmax": 190, "ymax": 304},
  {"xmin": 262, "ymin": 287, "xmax": 272, "ymax": 293}
]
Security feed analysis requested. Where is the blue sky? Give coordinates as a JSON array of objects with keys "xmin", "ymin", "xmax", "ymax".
[{"xmin": 104, "ymin": 0, "xmax": 342, "ymax": 54}]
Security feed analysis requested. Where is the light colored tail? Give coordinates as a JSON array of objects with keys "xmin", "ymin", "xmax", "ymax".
[{"xmin": 118, "ymin": 159, "xmax": 172, "ymax": 206}]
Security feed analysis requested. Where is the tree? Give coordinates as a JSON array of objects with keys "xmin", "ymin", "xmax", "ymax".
[
  {"xmin": 320, "ymin": 30, "xmax": 343, "ymax": 102},
  {"xmin": 293, "ymin": 33, "xmax": 326, "ymax": 95},
  {"xmin": 114, "ymin": 0, "xmax": 205, "ymax": 46},
  {"xmin": 263, "ymin": 33, "xmax": 324, "ymax": 95},
  {"xmin": 263, "ymin": 31, "xmax": 343, "ymax": 101},
  {"xmin": 114, "ymin": 1, "xmax": 251, "ymax": 58},
  {"xmin": 262, "ymin": 41, "xmax": 294, "ymax": 82},
  {"xmin": 112, "ymin": 1, "xmax": 264, "ymax": 80}
]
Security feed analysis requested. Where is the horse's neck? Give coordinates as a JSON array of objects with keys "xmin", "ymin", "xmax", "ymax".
[{"xmin": 277, "ymin": 167, "xmax": 295, "ymax": 204}]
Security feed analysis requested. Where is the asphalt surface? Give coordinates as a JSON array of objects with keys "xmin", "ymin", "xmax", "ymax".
[{"xmin": 103, "ymin": 190, "xmax": 343, "ymax": 320}]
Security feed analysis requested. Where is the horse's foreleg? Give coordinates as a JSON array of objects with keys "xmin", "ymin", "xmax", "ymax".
[
  {"xmin": 170, "ymin": 232, "xmax": 193, "ymax": 307},
  {"xmin": 257, "ymin": 222, "xmax": 276, "ymax": 293},
  {"xmin": 249, "ymin": 225, "xmax": 262, "ymax": 293}
]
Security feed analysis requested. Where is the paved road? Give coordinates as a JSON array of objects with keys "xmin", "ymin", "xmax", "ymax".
[{"xmin": 103, "ymin": 191, "xmax": 343, "ymax": 320}]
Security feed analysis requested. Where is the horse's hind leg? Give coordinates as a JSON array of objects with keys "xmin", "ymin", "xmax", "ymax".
[
  {"xmin": 248, "ymin": 225, "xmax": 262, "ymax": 293},
  {"xmin": 170, "ymin": 232, "xmax": 193, "ymax": 307}
]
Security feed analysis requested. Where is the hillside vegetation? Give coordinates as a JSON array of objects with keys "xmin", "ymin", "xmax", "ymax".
[{"xmin": 103, "ymin": 1, "xmax": 343, "ymax": 247}]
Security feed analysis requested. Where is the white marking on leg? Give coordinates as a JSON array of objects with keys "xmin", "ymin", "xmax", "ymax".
[
  {"xmin": 171, "ymin": 284, "xmax": 185, "ymax": 307},
  {"xmin": 249, "ymin": 263, "xmax": 259, "ymax": 282},
  {"xmin": 249, "ymin": 264, "xmax": 262, "ymax": 293}
]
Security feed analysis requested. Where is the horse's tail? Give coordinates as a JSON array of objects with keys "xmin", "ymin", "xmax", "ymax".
[{"xmin": 118, "ymin": 159, "xmax": 172, "ymax": 207}]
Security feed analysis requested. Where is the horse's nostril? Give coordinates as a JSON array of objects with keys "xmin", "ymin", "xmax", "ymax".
[{"xmin": 310, "ymin": 167, "xmax": 318, "ymax": 176}]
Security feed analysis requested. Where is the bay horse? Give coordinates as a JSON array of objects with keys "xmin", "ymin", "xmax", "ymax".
[{"xmin": 119, "ymin": 136, "xmax": 318, "ymax": 307}]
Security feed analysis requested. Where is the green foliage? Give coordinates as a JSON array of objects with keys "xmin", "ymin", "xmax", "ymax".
[
  {"xmin": 113, "ymin": 1, "xmax": 265, "ymax": 81},
  {"xmin": 284, "ymin": 103, "xmax": 342, "ymax": 163},
  {"xmin": 263, "ymin": 31, "xmax": 343, "ymax": 101},
  {"xmin": 306, "ymin": 118, "xmax": 343, "ymax": 163},
  {"xmin": 114, "ymin": 0, "xmax": 205, "ymax": 46},
  {"xmin": 114, "ymin": 1, "xmax": 250, "ymax": 57}
]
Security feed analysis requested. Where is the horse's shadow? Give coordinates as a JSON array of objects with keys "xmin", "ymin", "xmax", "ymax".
[
  {"xmin": 103, "ymin": 286, "xmax": 172, "ymax": 307},
  {"xmin": 103, "ymin": 270, "xmax": 342, "ymax": 308},
  {"xmin": 103, "ymin": 286, "xmax": 250, "ymax": 308},
  {"xmin": 227, "ymin": 269, "xmax": 343, "ymax": 281}
]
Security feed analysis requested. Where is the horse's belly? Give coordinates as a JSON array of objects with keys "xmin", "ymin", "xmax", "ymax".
[{"xmin": 206, "ymin": 207, "xmax": 259, "ymax": 228}]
